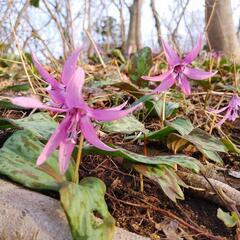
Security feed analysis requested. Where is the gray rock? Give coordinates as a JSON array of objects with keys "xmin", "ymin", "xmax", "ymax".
[{"xmin": 0, "ymin": 179, "xmax": 149, "ymax": 240}]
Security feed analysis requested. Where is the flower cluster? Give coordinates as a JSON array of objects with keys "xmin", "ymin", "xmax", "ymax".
[
  {"xmin": 12, "ymin": 49, "xmax": 141, "ymax": 173},
  {"xmin": 12, "ymin": 35, "xmax": 233, "ymax": 173},
  {"xmin": 210, "ymin": 94, "xmax": 240, "ymax": 126},
  {"xmin": 142, "ymin": 36, "xmax": 216, "ymax": 95}
]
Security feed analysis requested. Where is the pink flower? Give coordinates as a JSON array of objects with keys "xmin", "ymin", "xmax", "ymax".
[
  {"xmin": 210, "ymin": 94, "xmax": 240, "ymax": 126},
  {"xmin": 12, "ymin": 49, "xmax": 141, "ymax": 174},
  {"xmin": 142, "ymin": 36, "xmax": 217, "ymax": 95}
]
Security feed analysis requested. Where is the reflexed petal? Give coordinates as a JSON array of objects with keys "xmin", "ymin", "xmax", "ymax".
[
  {"xmin": 61, "ymin": 48, "xmax": 82, "ymax": 84},
  {"xmin": 228, "ymin": 110, "xmax": 238, "ymax": 121},
  {"xmin": 153, "ymin": 74, "xmax": 175, "ymax": 93},
  {"xmin": 65, "ymin": 67, "xmax": 85, "ymax": 108},
  {"xmin": 230, "ymin": 94, "xmax": 240, "ymax": 106},
  {"xmin": 142, "ymin": 71, "xmax": 171, "ymax": 82},
  {"xmin": 58, "ymin": 139, "xmax": 75, "ymax": 174},
  {"xmin": 183, "ymin": 35, "xmax": 202, "ymax": 64},
  {"xmin": 11, "ymin": 97, "xmax": 67, "ymax": 112},
  {"xmin": 80, "ymin": 115, "xmax": 115, "ymax": 151},
  {"xmin": 89, "ymin": 103, "xmax": 142, "ymax": 122},
  {"xmin": 36, "ymin": 116, "xmax": 71, "ymax": 166},
  {"xmin": 179, "ymin": 74, "xmax": 191, "ymax": 95},
  {"xmin": 103, "ymin": 101, "xmax": 128, "ymax": 111},
  {"xmin": 209, "ymin": 106, "xmax": 229, "ymax": 114},
  {"xmin": 183, "ymin": 67, "xmax": 217, "ymax": 80},
  {"xmin": 216, "ymin": 110, "xmax": 232, "ymax": 127},
  {"xmin": 161, "ymin": 39, "xmax": 180, "ymax": 66},
  {"xmin": 32, "ymin": 53, "xmax": 60, "ymax": 89}
]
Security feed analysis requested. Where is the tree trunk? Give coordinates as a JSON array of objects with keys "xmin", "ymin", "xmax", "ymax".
[
  {"xmin": 150, "ymin": 0, "xmax": 161, "ymax": 49},
  {"xmin": 119, "ymin": 0, "xmax": 126, "ymax": 51},
  {"xmin": 205, "ymin": 0, "xmax": 240, "ymax": 62},
  {"xmin": 126, "ymin": 0, "xmax": 143, "ymax": 55}
]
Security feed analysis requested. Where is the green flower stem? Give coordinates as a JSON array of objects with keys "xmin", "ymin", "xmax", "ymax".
[
  {"xmin": 73, "ymin": 134, "xmax": 84, "ymax": 184},
  {"xmin": 162, "ymin": 92, "xmax": 167, "ymax": 126}
]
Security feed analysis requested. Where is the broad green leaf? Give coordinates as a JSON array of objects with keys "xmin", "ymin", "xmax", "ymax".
[
  {"xmin": 166, "ymin": 118, "xmax": 194, "ymax": 136},
  {"xmin": 144, "ymin": 126, "xmax": 174, "ymax": 140},
  {"xmin": 144, "ymin": 118, "xmax": 194, "ymax": 141},
  {"xmin": 60, "ymin": 178, "xmax": 115, "ymax": 240},
  {"xmin": 131, "ymin": 94, "xmax": 154, "ymax": 107},
  {"xmin": 198, "ymin": 148, "xmax": 223, "ymax": 163},
  {"xmin": 183, "ymin": 128, "xmax": 226, "ymax": 153},
  {"xmin": 111, "ymin": 49, "xmax": 125, "ymax": 63},
  {"xmin": 133, "ymin": 164, "xmax": 187, "ymax": 202},
  {"xmin": 0, "ymin": 112, "xmax": 57, "ymax": 139},
  {"xmin": 0, "ymin": 130, "xmax": 74, "ymax": 190},
  {"xmin": 83, "ymin": 144, "xmax": 201, "ymax": 173},
  {"xmin": 0, "ymin": 99, "xmax": 25, "ymax": 109},
  {"xmin": 221, "ymin": 137, "xmax": 240, "ymax": 154},
  {"xmin": 111, "ymin": 81, "xmax": 144, "ymax": 98},
  {"xmin": 217, "ymin": 208, "xmax": 239, "ymax": 228},
  {"xmin": 0, "ymin": 83, "xmax": 30, "ymax": 92},
  {"xmin": 128, "ymin": 47, "xmax": 153, "ymax": 87},
  {"xmin": 88, "ymin": 75, "xmax": 144, "ymax": 98},
  {"xmin": 166, "ymin": 133, "xmax": 224, "ymax": 163},
  {"xmin": 165, "ymin": 127, "xmax": 226, "ymax": 153},
  {"xmin": 145, "ymin": 99, "xmax": 179, "ymax": 119},
  {"xmin": 101, "ymin": 115, "xmax": 147, "ymax": 134}
]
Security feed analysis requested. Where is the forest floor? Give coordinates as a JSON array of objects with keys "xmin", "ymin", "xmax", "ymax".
[
  {"xmin": 0, "ymin": 53, "xmax": 240, "ymax": 240},
  {"xmin": 0, "ymin": 108, "xmax": 238, "ymax": 240}
]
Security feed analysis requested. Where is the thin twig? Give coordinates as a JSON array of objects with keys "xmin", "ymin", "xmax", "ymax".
[{"xmin": 84, "ymin": 29, "xmax": 106, "ymax": 68}]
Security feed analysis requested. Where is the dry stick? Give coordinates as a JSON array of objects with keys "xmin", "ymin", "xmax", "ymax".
[
  {"xmin": 190, "ymin": 91, "xmax": 234, "ymax": 96},
  {"xmin": 201, "ymin": 172, "xmax": 240, "ymax": 239},
  {"xmin": 233, "ymin": 56, "xmax": 238, "ymax": 88},
  {"xmin": 106, "ymin": 193, "xmax": 224, "ymax": 240},
  {"xmin": 84, "ymin": 29, "xmax": 106, "ymax": 69},
  {"xmin": 11, "ymin": 25, "xmax": 36, "ymax": 94},
  {"xmin": 209, "ymin": 95, "xmax": 224, "ymax": 134},
  {"xmin": 179, "ymin": 172, "xmax": 240, "ymax": 208},
  {"xmin": 42, "ymin": 0, "xmax": 72, "ymax": 58}
]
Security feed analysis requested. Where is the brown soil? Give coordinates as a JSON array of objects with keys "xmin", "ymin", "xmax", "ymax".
[{"xmin": 79, "ymin": 152, "xmax": 235, "ymax": 240}]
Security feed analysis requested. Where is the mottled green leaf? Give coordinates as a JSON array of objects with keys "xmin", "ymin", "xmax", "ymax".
[
  {"xmin": 183, "ymin": 128, "xmax": 226, "ymax": 153},
  {"xmin": 145, "ymin": 99, "xmax": 179, "ymax": 119},
  {"xmin": 101, "ymin": 115, "xmax": 147, "ymax": 134},
  {"xmin": 217, "ymin": 208, "xmax": 238, "ymax": 228},
  {"xmin": 83, "ymin": 144, "xmax": 201, "ymax": 173},
  {"xmin": 198, "ymin": 148, "xmax": 223, "ymax": 163},
  {"xmin": 111, "ymin": 49, "xmax": 125, "ymax": 63},
  {"xmin": 60, "ymin": 178, "xmax": 115, "ymax": 240},
  {"xmin": 143, "ymin": 118, "xmax": 193, "ymax": 141},
  {"xmin": 0, "ymin": 112, "xmax": 57, "ymax": 139},
  {"xmin": 143, "ymin": 126, "xmax": 174, "ymax": 140},
  {"xmin": 133, "ymin": 164, "xmax": 187, "ymax": 202},
  {"xmin": 0, "ymin": 130, "xmax": 74, "ymax": 190},
  {"xmin": 111, "ymin": 82, "xmax": 144, "ymax": 98},
  {"xmin": 166, "ymin": 118, "xmax": 194, "ymax": 136},
  {"xmin": 221, "ymin": 137, "xmax": 240, "ymax": 154},
  {"xmin": 0, "ymin": 99, "xmax": 25, "ymax": 110},
  {"xmin": 0, "ymin": 83, "xmax": 30, "ymax": 92},
  {"xmin": 128, "ymin": 47, "xmax": 153, "ymax": 87}
]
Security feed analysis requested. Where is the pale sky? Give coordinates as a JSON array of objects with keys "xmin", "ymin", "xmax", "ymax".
[{"xmin": 26, "ymin": 0, "xmax": 240, "ymax": 57}]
